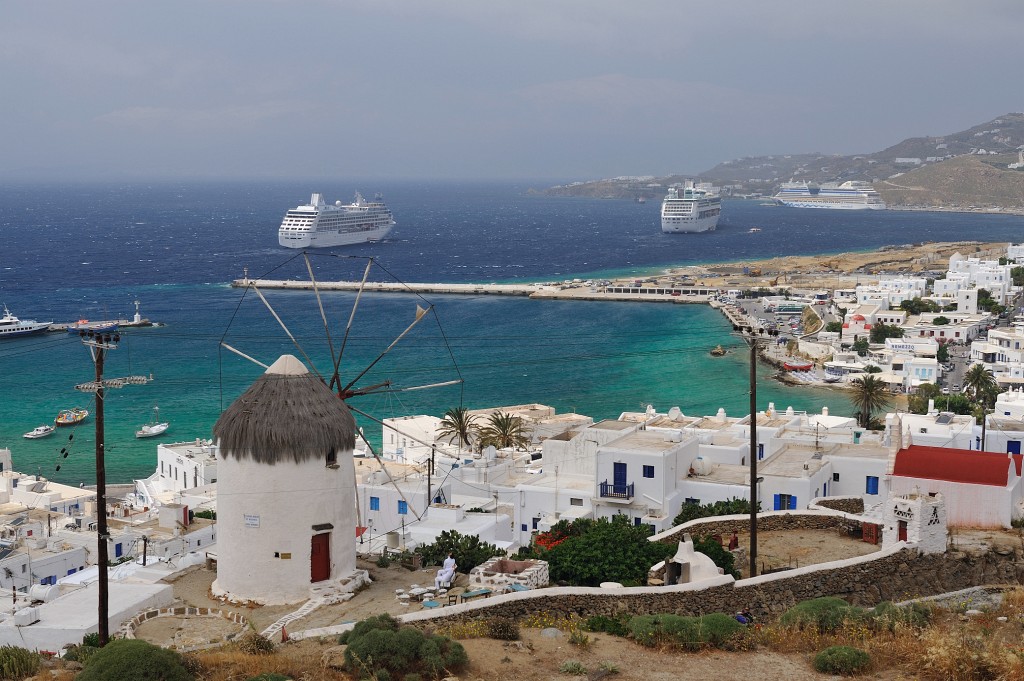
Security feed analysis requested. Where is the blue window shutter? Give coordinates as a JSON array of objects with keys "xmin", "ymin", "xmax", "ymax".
[
  {"xmin": 398, "ymin": 500, "xmax": 408, "ymax": 515},
  {"xmin": 521, "ymin": 524, "xmax": 528, "ymax": 532},
  {"xmin": 369, "ymin": 496, "xmax": 380, "ymax": 511},
  {"xmin": 790, "ymin": 496, "xmax": 797, "ymax": 510},
  {"xmin": 773, "ymin": 494, "xmax": 781, "ymax": 511},
  {"xmin": 758, "ymin": 443, "xmax": 764, "ymax": 460},
  {"xmin": 823, "ymin": 482, "xmax": 828, "ymax": 496}
]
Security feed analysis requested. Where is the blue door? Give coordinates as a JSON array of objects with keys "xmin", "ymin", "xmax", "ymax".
[
  {"xmin": 115, "ymin": 543, "xmax": 123, "ymax": 558},
  {"xmin": 1008, "ymin": 441, "xmax": 1021, "ymax": 455},
  {"xmin": 613, "ymin": 462, "xmax": 627, "ymax": 492}
]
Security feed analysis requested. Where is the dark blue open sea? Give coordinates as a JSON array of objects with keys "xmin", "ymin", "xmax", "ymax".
[{"xmin": 2, "ymin": 180, "xmax": 1023, "ymax": 484}]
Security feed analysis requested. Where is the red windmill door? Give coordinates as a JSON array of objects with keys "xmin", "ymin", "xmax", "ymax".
[{"xmin": 311, "ymin": 533, "xmax": 330, "ymax": 583}]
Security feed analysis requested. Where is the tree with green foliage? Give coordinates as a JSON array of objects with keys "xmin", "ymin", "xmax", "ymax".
[
  {"xmin": 476, "ymin": 411, "xmax": 530, "ymax": 450},
  {"xmin": 851, "ymin": 337, "xmax": 869, "ymax": 356},
  {"xmin": 869, "ymin": 323, "xmax": 904, "ymax": 344},
  {"xmin": 850, "ymin": 375, "xmax": 891, "ymax": 429},
  {"xmin": 672, "ymin": 497, "xmax": 755, "ymax": 527},
  {"xmin": 437, "ymin": 407, "xmax": 480, "ymax": 454},
  {"xmin": 933, "ymin": 316, "xmax": 950, "ymax": 326},
  {"xmin": 825, "ymin": 321, "xmax": 842, "ymax": 333},
  {"xmin": 900, "ymin": 298, "xmax": 940, "ymax": 315},
  {"xmin": 937, "ymin": 342, "xmax": 950, "ymax": 363},
  {"xmin": 414, "ymin": 529, "xmax": 499, "ymax": 572},
  {"xmin": 521, "ymin": 515, "xmax": 673, "ymax": 587},
  {"xmin": 76, "ymin": 639, "xmax": 194, "ymax": 681},
  {"xmin": 1012, "ymin": 266, "xmax": 1024, "ymax": 287},
  {"xmin": 692, "ymin": 535, "xmax": 739, "ymax": 579},
  {"xmin": 963, "ymin": 363, "xmax": 1000, "ymax": 408}
]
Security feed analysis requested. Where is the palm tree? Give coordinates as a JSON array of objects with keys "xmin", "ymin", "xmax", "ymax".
[
  {"xmin": 477, "ymin": 411, "xmax": 530, "ymax": 451},
  {"xmin": 850, "ymin": 375, "xmax": 892, "ymax": 429},
  {"xmin": 962, "ymin": 363, "xmax": 999, "ymax": 408},
  {"xmin": 437, "ymin": 406, "xmax": 479, "ymax": 453}
]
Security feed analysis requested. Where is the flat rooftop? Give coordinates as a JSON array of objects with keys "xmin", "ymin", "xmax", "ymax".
[{"xmin": 759, "ymin": 443, "xmax": 827, "ymax": 478}]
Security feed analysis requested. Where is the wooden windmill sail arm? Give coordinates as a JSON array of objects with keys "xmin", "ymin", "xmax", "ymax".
[
  {"xmin": 249, "ymin": 281, "xmax": 322, "ymax": 377},
  {"xmin": 341, "ymin": 304, "xmax": 432, "ymax": 394},
  {"xmin": 331, "ymin": 259, "xmax": 374, "ymax": 391}
]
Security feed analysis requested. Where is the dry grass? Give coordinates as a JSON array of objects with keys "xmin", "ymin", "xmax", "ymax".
[{"xmin": 35, "ymin": 587, "xmax": 1024, "ymax": 680}]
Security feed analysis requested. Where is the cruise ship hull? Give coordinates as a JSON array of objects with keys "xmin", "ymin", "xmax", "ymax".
[
  {"xmin": 279, "ymin": 223, "xmax": 394, "ymax": 249},
  {"xmin": 661, "ymin": 215, "xmax": 720, "ymax": 233},
  {"xmin": 774, "ymin": 200, "xmax": 886, "ymax": 210}
]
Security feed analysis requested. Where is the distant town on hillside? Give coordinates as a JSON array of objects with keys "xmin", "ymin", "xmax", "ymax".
[{"xmin": 540, "ymin": 112, "xmax": 1024, "ymax": 212}]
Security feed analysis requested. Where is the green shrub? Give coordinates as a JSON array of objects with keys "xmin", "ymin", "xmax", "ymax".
[
  {"xmin": 343, "ymin": 615, "xmax": 468, "ymax": 680},
  {"xmin": 867, "ymin": 601, "xmax": 930, "ymax": 631},
  {"xmin": 236, "ymin": 631, "xmax": 275, "ymax": 655},
  {"xmin": 82, "ymin": 633, "xmax": 101, "ymax": 648},
  {"xmin": 629, "ymin": 613, "xmax": 743, "ymax": 651},
  {"xmin": 0, "ymin": 645, "xmax": 40, "ymax": 681},
  {"xmin": 568, "ymin": 629, "xmax": 591, "ymax": 648},
  {"xmin": 62, "ymin": 644, "xmax": 99, "ymax": 664},
  {"xmin": 376, "ymin": 552, "xmax": 391, "ymax": 568},
  {"xmin": 193, "ymin": 509, "xmax": 216, "ymax": 520},
  {"xmin": 584, "ymin": 614, "xmax": 632, "ymax": 637},
  {"xmin": 697, "ymin": 612, "xmax": 744, "ymax": 648},
  {"xmin": 813, "ymin": 645, "xmax": 871, "ymax": 675},
  {"xmin": 403, "ymin": 674, "xmax": 423, "ymax": 681},
  {"xmin": 558, "ymin": 660, "xmax": 587, "ymax": 675},
  {"xmin": 780, "ymin": 597, "xmax": 860, "ymax": 634},
  {"xmin": 76, "ymin": 639, "xmax": 194, "ymax": 681},
  {"xmin": 246, "ymin": 674, "xmax": 291, "ymax": 681},
  {"xmin": 486, "ymin": 617, "xmax": 520, "ymax": 641}
]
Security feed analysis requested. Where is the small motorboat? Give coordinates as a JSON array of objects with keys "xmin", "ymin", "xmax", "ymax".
[
  {"xmin": 136, "ymin": 406, "xmax": 169, "ymax": 439},
  {"xmin": 23, "ymin": 424, "xmax": 56, "ymax": 439},
  {"xmin": 55, "ymin": 407, "xmax": 89, "ymax": 426},
  {"xmin": 66, "ymin": 319, "xmax": 119, "ymax": 335},
  {"xmin": 748, "ymin": 227, "xmax": 762, "ymax": 233},
  {"xmin": 783, "ymin": 360, "xmax": 814, "ymax": 371}
]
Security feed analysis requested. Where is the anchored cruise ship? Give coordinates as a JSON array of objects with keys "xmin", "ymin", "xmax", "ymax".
[
  {"xmin": 278, "ymin": 192, "xmax": 396, "ymax": 248},
  {"xmin": 660, "ymin": 181, "xmax": 722, "ymax": 233},
  {"xmin": 772, "ymin": 181, "xmax": 886, "ymax": 210}
]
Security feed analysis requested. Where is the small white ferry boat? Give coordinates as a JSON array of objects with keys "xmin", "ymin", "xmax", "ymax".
[
  {"xmin": 136, "ymin": 406, "xmax": 170, "ymax": 438},
  {"xmin": 23, "ymin": 424, "xmax": 56, "ymax": 439}
]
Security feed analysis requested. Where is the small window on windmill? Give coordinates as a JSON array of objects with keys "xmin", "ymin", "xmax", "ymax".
[{"xmin": 326, "ymin": 447, "xmax": 337, "ymax": 466}]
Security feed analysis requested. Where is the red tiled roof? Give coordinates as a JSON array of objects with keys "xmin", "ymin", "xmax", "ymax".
[{"xmin": 893, "ymin": 445, "xmax": 1022, "ymax": 486}]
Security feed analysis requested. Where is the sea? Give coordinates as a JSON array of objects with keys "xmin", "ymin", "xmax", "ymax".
[{"xmin": 3, "ymin": 180, "xmax": 1024, "ymax": 486}]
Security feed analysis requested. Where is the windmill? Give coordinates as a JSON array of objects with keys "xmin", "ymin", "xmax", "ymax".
[{"xmin": 218, "ymin": 252, "xmax": 465, "ymax": 526}]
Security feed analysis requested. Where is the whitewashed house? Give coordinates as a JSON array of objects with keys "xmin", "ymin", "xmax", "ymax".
[{"xmin": 890, "ymin": 445, "xmax": 1023, "ymax": 528}]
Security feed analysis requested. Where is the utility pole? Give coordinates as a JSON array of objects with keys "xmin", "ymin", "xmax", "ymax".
[
  {"xmin": 79, "ymin": 331, "xmax": 119, "ymax": 646},
  {"xmin": 748, "ymin": 338, "xmax": 759, "ymax": 579}
]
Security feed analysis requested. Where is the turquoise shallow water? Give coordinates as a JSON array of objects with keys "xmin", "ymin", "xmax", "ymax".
[
  {"xmin": 7, "ymin": 179, "xmax": 1022, "ymax": 484},
  {"xmin": 0, "ymin": 284, "xmax": 853, "ymax": 485}
]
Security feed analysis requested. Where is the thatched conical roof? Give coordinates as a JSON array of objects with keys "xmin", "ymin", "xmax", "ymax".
[{"xmin": 214, "ymin": 354, "xmax": 356, "ymax": 465}]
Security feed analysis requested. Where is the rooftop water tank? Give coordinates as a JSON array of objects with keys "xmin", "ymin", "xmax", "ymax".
[{"xmin": 29, "ymin": 584, "xmax": 60, "ymax": 603}]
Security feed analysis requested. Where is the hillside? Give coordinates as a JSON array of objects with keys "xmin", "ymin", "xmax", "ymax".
[
  {"xmin": 541, "ymin": 113, "xmax": 1024, "ymax": 211},
  {"xmin": 876, "ymin": 154, "xmax": 1024, "ymax": 210}
]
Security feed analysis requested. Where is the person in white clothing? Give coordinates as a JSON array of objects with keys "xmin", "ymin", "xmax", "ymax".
[{"xmin": 434, "ymin": 553, "xmax": 457, "ymax": 589}]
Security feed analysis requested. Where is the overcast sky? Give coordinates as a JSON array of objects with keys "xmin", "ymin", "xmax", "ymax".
[{"xmin": 2, "ymin": 1, "xmax": 1021, "ymax": 181}]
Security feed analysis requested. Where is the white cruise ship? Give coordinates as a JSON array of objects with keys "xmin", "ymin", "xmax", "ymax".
[
  {"xmin": 278, "ymin": 192, "xmax": 396, "ymax": 248},
  {"xmin": 0, "ymin": 306, "xmax": 51, "ymax": 338},
  {"xmin": 772, "ymin": 181, "xmax": 886, "ymax": 210},
  {"xmin": 661, "ymin": 181, "xmax": 721, "ymax": 233}
]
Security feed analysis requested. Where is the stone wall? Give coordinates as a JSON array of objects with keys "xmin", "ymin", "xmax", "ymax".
[
  {"xmin": 405, "ymin": 546, "xmax": 1024, "ymax": 627},
  {"xmin": 652, "ymin": 511, "xmax": 855, "ymax": 545},
  {"xmin": 811, "ymin": 497, "xmax": 865, "ymax": 514},
  {"xmin": 121, "ymin": 606, "xmax": 249, "ymax": 651}
]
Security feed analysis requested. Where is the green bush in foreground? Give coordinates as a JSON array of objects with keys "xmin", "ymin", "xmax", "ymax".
[
  {"xmin": 867, "ymin": 601, "xmax": 931, "ymax": 631},
  {"xmin": 246, "ymin": 674, "xmax": 292, "ymax": 681},
  {"xmin": 813, "ymin": 645, "xmax": 871, "ymax": 675},
  {"xmin": 76, "ymin": 639, "xmax": 194, "ymax": 681},
  {"xmin": 343, "ymin": 614, "xmax": 468, "ymax": 680},
  {"xmin": 0, "ymin": 645, "xmax": 40, "ymax": 681},
  {"xmin": 584, "ymin": 613, "xmax": 632, "ymax": 637},
  {"xmin": 629, "ymin": 613, "xmax": 744, "ymax": 651},
  {"xmin": 780, "ymin": 597, "xmax": 860, "ymax": 634}
]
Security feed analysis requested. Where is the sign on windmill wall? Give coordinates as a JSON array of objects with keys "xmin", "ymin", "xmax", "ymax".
[{"xmin": 244, "ymin": 514, "xmax": 260, "ymax": 528}]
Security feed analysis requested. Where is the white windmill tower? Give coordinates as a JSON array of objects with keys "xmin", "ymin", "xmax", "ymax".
[{"xmin": 213, "ymin": 253, "xmax": 462, "ymax": 603}]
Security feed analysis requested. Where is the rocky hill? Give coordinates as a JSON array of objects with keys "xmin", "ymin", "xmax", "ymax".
[{"xmin": 541, "ymin": 113, "xmax": 1024, "ymax": 211}]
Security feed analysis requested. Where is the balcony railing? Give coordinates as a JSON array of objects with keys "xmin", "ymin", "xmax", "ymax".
[{"xmin": 599, "ymin": 480, "xmax": 634, "ymax": 500}]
